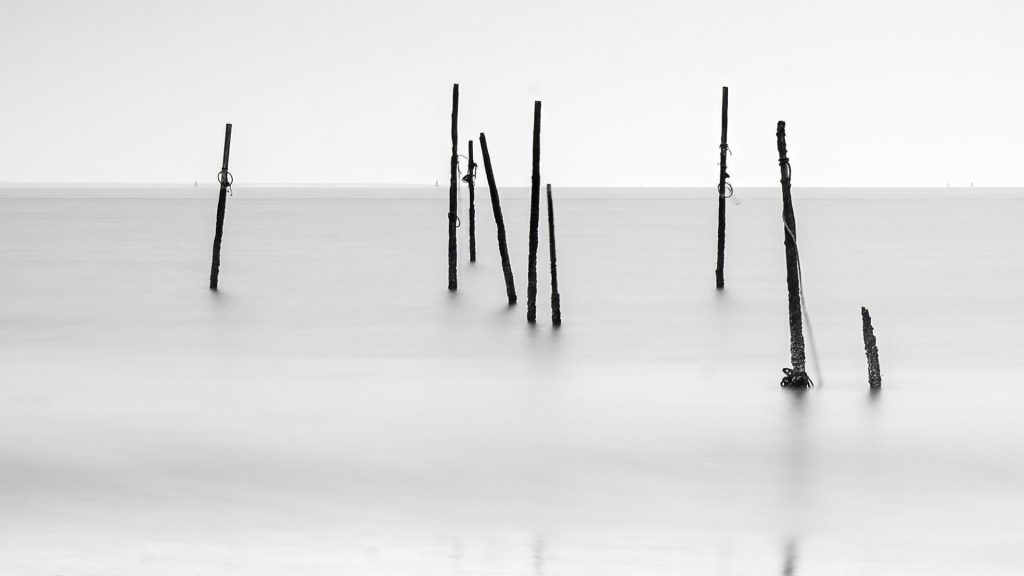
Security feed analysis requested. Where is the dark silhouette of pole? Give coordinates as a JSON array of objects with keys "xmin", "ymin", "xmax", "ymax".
[
  {"xmin": 715, "ymin": 86, "xmax": 729, "ymax": 289},
  {"xmin": 776, "ymin": 121, "xmax": 811, "ymax": 388},
  {"xmin": 448, "ymin": 84, "xmax": 459, "ymax": 291},
  {"xmin": 526, "ymin": 101, "xmax": 542, "ymax": 324},
  {"xmin": 862, "ymin": 307, "xmax": 882, "ymax": 388},
  {"xmin": 209, "ymin": 123, "xmax": 232, "ymax": 291},
  {"xmin": 466, "ymin": 140, "xmax": 477, "ymax": 263},
  {"xmin": 479, "ymin": 133, "xmax": 517, "ymax": 304},
  {"xmin": 546, "ymin": 184, "xmax": 561, "ymax": 326}
]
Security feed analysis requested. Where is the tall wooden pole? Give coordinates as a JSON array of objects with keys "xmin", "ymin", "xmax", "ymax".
[
  {"xmin": 715, "ymin": 87, "xmax": 729, "ymax": 289},
  {"xmin": 475, "ymin": 132, "xmax": 516, "ymax": 303},
  {"xmin": 479, "ymin": 133, "xmax": 517, "ymax": 304},
  {"xmin": 448, "ymin": 84, "xmax": 459, "ymax": 291},
  {"xmin": 467, "ymin": 140, "xmax": 477, "ymax": 263},
  {"xmin": 546, "ymin": 183, "xmax": 561, "ymax": 326},
  {"xmin": 526, "ymin": 101, "xmax": 542, "ymax": 324},
  {"xmin": 209, "ymin": 123, "xmax": 232, "ymax": 291},
  {"xmin": 862, "ymin": 307, "xmax": 882, "ymax": 388},
  {"xmin": 777, "ymin": 121, "xmax": 811, "ymax": 388}
]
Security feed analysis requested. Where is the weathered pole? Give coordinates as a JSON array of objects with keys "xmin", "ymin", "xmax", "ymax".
[
  {"xmin": 466, "ymin": 140, "xmax": 477, "ymax": 262},
  {"xmin": 861, "ymin": 307, "xmax": 882, "ymax": 388},
  {"xmin": 478, "ymin": 133, "xmax": 517, "ymax": 304},
  {"xmin": 715, "ymin": 86, "xmax": 729, "ymax": 289},
  {"xmin": 448, "ymin": 84, "xmax": 459, "ymax": 291},
  {"xmin": 546, "ymin": 183, "xmax": 561, "ymax": 326},
  {"xmin": 526, "ymin": 101, "xmax": 542, "ymax": 323},
  {"xmin": 776, "ymin": 121, "xmax": 812, "ymax": 388},
  {"xmin": 209, "ymin": 123, "xmax": 233, "ymax": 291}
]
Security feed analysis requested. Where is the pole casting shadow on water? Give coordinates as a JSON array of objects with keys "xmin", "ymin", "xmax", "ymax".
[
  {"xmin": 532, "ymin": 535, "xmax": 546, "ymax": 576},
  {"xmin": 782, "ymin": 539, "xmax": 798, "ymax": 575}
]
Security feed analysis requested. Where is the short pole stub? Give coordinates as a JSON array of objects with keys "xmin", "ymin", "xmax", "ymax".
[
  {"xmin": 209, "ymin": 123, "xmax": 233, "ymax": 291},
  {"xmin": 862, "ymin": 307, "xmax": 882, "ymax": 388}
]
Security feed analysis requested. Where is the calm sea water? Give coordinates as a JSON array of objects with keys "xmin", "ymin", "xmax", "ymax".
[{"xmin": 0, "ymin": 187, "xmax": 1022, "ymax": 574}]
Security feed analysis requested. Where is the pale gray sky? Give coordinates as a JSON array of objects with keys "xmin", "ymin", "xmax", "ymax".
[{"xmin": 1, "ymin": 0, "xmax": 1022, "ymax": 187}]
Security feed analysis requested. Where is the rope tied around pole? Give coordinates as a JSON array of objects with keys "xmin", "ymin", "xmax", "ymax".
[
  {"xmin": 460, "ymin": 155, "xmax": 478, "ymax": 186},
  {"xmin": 217, "ymin": 169, "xmax": 234, "ymax": 196},
  {"xmin": 450, "ymin": 155, "xmax": 466, "ymax": 226},
  {"xmin": 719, "ymin": 181, "xmax": 734, "ymax": 199},
  {"xmin": 717, "ymin": 144, "xmax": 734, "ymax": 199}
]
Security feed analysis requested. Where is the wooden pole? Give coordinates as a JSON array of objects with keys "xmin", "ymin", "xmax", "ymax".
[
  {"xmin": 715, "ymin": 86, "xmax": 729, "ymax": 289},
  {"xmin": 526, "ymin": 101, "xmax": 542, "ymax": 323},
  {"xmin": 478, "ymin": 133, "xmax": 517, "ymax": 305},
  {"xmin": 448, "ymin": 84, "xmax": 459, "ymax": 291},
  {"xmin": 209, "ymin": 123, "xmax": 232, "ymax": 291},
  {"xmin": 467, "ymin": 140, "xmax": 477, "ymax": 263},
  {"xmin": 861, "ymin": 307, "xmax": 882, "ymax": 388},
  {"xmin": 546, "ymin": 183, "xmax": 561, "ymax": 326},
  {"xmin": 776, "ymin": 121, "xmax": 811, "ymax": 388}
]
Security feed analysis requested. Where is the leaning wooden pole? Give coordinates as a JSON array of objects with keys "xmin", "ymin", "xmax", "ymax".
[
  {"xmin": 526, "ymin": 101, "xmax": 542, "ymax": 324},
  {"xmin": 467, "ymin": 140, "xmax": 477, "ymax": 263},
  {"xmin": 546, "ymin": 184, "xmax": 561, "ymax": 326},
  {"xmin": 861, "ymin": 307, "xmax": 882, "ymax": 388},
  {"xmin": 776, "ymin": 121, "xmax": 811, "ymax": 388},
  {"xmin": 715, "ymin": 86, "xmax": 729, "ymax": 289},
  {"xmin": 447, "ymin": 84, "xmax": 459, "ymax": 291},
  {"xmin": 479, "ymin": 133, "xmax": 517, "ymax": 304},
  {"xmin": 209, "ymin": 123, "xmax": 233, "ymax": 291}
]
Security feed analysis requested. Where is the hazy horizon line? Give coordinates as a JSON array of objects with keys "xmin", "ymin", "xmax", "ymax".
[{"xmin": 1, "ymin": 182, "xmax": 1019, "ymax": 190}]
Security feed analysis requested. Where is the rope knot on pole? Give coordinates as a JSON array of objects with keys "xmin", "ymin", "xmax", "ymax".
[
  {"xmin": 779, "ymin": 157, "xmax": 792, "ymax": 180},
  {"xmin": 780, "ymin": 368, "xmax": 814, "ymax": 388},
  {"xmin": 460, "ymin": 160, "xmax": 478, "ymax": 185},
  {"xmin": 714, "ymin": 86, "xmax": 730, "ymax": 289},
  {"xmin": 217, "ymin": 169, "xmax": 234, "ymax": 196},
  {"xmin": 719, "ymin": 181, "xmax": 734, "ymax": 199}
]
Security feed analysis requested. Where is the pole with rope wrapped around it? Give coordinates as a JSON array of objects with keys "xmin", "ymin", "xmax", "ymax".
[
  {"xmin": 463, "ymin": 140, "xmax": 478, "ymax": 263},
  {"xmin": 209, "ymin": 123, "xmax": 233, "ymax": 291},
  {"xmin": 776, "ymin": 121, "xmax": 812, "ymax": 388},
  {"xmin": 715, "ymin": 86, "xmax": 730, "ymax": 290}
]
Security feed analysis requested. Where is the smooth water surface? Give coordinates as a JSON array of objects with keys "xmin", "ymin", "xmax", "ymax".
[{"xmin": 1, "ymin": 188, "xmax": 1022, "ymax": 574}]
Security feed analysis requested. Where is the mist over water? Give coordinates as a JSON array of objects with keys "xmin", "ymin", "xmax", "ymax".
[{"xmin": 1, "ymin": 189, "xmax": 1022, "ymax": 574}]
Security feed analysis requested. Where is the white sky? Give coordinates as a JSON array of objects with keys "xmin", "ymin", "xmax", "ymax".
[{"xmin": 1, "ymin": 0, "xmax": 1022, "ymax": 187}]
